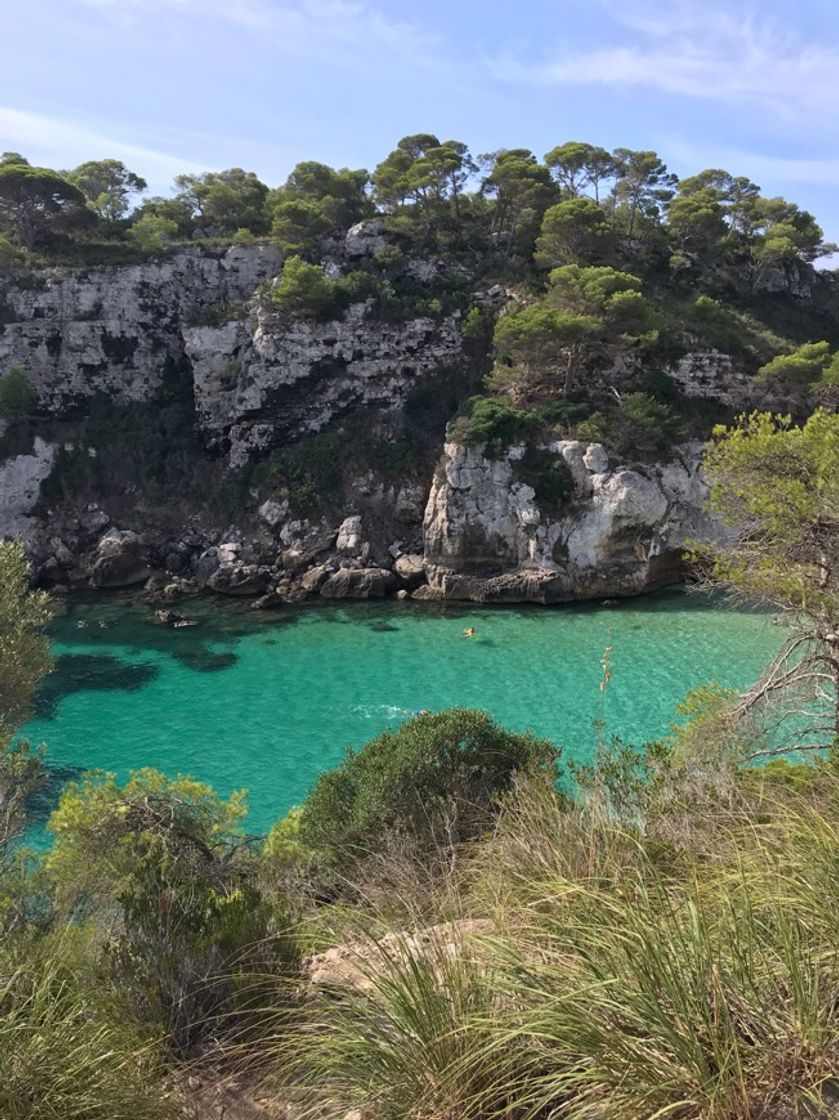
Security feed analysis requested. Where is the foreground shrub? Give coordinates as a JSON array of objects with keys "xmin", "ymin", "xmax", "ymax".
[
  {"xmin": 290, "ymin": 708, "xmax": 560, "ymax": 891},
  {"xmin": 47, "ymin": 769, "xmax": 296, "ymax": 1056},
  {"xmin": 289, "ymin": 923, "xmax": 506, "ymax": 1120}
]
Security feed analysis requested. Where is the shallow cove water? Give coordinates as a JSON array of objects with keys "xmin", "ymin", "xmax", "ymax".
[{"xmin": 22, "ymin": 591, "xmax": 781, "ymax": 834}]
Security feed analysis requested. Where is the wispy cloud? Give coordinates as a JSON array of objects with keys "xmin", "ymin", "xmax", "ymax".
[
  {"xmin": 0, "ymin": 107, "xmax": 207, "ymax": 182},
  {"xmin": 80, "ymin": 0, "xmax": 443, "ymax": 68},
  {"xmin": 490, "ymin": 1, "xmax": 839, "ymax": 117}
]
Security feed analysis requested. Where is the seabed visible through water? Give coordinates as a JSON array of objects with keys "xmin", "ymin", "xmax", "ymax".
[{"xmin": 21, "ymin": 589, "xmax": 782, "ymax": 834}]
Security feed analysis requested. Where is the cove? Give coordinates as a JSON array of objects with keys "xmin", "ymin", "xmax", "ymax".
[{"xmin": 21, "ymin": 591, "xmax": 782, "ymax": 835}]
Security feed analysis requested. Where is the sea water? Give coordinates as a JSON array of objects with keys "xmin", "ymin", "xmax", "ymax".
[{"xmin": 21, "ymin": 591, "xmax": 782, "ymax": 834}]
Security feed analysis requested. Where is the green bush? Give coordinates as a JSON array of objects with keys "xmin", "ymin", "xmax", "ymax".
[
  {"xmin": 126, "ymin": 213, "xmax": 178, "ymax": 254},
  {"xmin": 684, "ymin": 295, "xmax": 750, "ymax": 352},
  {"xmin": 0, "ymin": 933, "xmax": 170, "ymax": 1120},
  {"xmin": 448, "ymin": 395, "xmax": 536, "ymax": 454},
  {"xmin": 47, "ymin": 769, "xmax": 294, "ymax": 1056},
  {"xmin": 512, "ymin": 445, "xmax": 575, "ymax": 511},
  {"xmin": 0, "ymin": 365, "xmax": 35, "ymax": 423},
  {"xmin": 294, "ymin": 708, "xmax": 560, "ymax": 887},
  {"xmin": 270, "ymin": 255, "xmax": 336, "ymax": 317},
  {"xmin": 251, "ymin": 429, "xmax": 343, "ymax": 516}
]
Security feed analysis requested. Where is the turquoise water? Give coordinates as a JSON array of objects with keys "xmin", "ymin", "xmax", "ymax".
[{"xmin": 22, "ymin": 592, "xmax": 782, "ymax": 834}]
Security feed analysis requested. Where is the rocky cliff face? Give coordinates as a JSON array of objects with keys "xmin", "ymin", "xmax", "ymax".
[
  {"xmin": 0, "ymin": 245, "xmax": 283, "ymax": 411},
  {"xmin": 0, "ymin": 245, "xmax": 746, "ymax": 604},
  {"xmin": 185, "ymin": 301, "xmax": 463, "ymax": 467},
  {"xmin": 420, "ymin": 439, "xmax": 725, "ymax": 603}
]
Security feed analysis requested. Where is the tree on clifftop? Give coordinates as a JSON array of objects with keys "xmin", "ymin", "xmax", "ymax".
[
  {"xmin": 699, "ymin": 410, "xmax": 839, "ymax": 755},
  {"xmin": 67, "ymin": 158, "xmax": 147, "ymax": 222},
  {"xmin": 0, "ymin": 163, "xmax": 87, "ymax": 249}
]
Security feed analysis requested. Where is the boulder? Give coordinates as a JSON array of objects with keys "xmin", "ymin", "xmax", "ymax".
[
  {"xmin": 194, "ymin": 547, "xmax": 221, "ymax": 586},
  {"xmin": 206, "ymin": 563, "xmax": 269, "ymax": 596},
  {"xmin": 320, "ymin": 567, "xmax": 396, "ymax": 600},
  {"xmin": 336, "ymin": 515, "xmax": 363, "ymax": 554},
  {"xmin": 344, "ymin": 219, "xmax": 386, "ymax": 258},
  {"xmin": 280, "ymin": 532, "xmax": 337, "ymax": 572},
  {"xmin": 299, "ymin": 563, "xmax": 331, "ymax": 593},
  {"xmin": 258, "ymin": 498, "xmax": 288, "ymax": 528},
  {"xmin": 394, "ymin": 552, "xmax": 425, "ymax": 588},
  {"xmin": 90, "ymin": 529, "xmax": 151, "ymax": 588}
]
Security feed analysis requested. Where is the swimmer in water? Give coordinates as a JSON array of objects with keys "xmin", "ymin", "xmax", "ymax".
[{"xmin": 463, "ymin": 627, "xmax": 476, "ymax": 638}]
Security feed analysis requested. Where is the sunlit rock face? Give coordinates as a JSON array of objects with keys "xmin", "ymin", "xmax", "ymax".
[
  {"xmin": 0, "ymin": 245, "xmax": 283, "ymax": 411},
  {"xmin": 422, "ymin": 439, "xmax": 728, "ymax": 603},
  {"xmin": 185, "ymin": 301, "xmax": 463, "ymax": 466}
]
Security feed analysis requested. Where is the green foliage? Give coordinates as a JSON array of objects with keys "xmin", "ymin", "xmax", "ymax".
[
  {"xmin": 480, "ymin": 147, "xmax": 556, "ymax": 257},
  {"xmin": 0, "ymin": 540, "xmax": 51, "ymax": 853},
  {"xmin": 0, "ymin": 163, "xmax": 88, "ymax": 249},
  {"xmin": 173, "ymin": 167, "xmax": 269, "ymax": 235},
  {"xmin": 512, "ymin": 445, "xmax": 575, "ymax": 511},
  {"xmin": 39, "ymin": 373, "xmax": 205, "ymax": 505},
  {"xmin": 270, "ymin": 160, "xmax": 370, "ymax": 248},
  {"xmin": 372, "ymin": 135, "xmax": 476, "ymax": 245},
  {"xmin": 67, "ymin": 159, "xmax": 147, "ymax": 222},
  {"xmin": 0, "ymin": 933, "xmax": 171, "ymax": 1120},
  {"xmin": 272, "ymin": 197, "xmax": 332, "ymax": 252},
  {"xmin": 684, "ymin": 294, "xmax": 750, "ymax": 351},
  {"xmin": 702, "ymin": 409, "xmax": 839, "ymax": 615},
  {"xmin": 667, "ymin": 186, "xmax": 728, "ymax": 260},
  {"xmin": 270, "ymin": 255, "xmax": 337, "ymax": 317},
  {"xmin": 126, "ymin": 212, "xmax": 178, "ymax": 253},
  {"xmin": 0, "ymin": 364, "xmax": 36, "ymax": 422},
  {"xmin": 615, "ymin": 390, "xmax": 687, "ymax": 453},
  {"xmin": 251, "ymin": 429, "xmax": 343, "ymax": 516},
  {"xmin": 448, "ymin": 395, "xmax": 537, "ymax": 452},
  {"xmin": 544, "ymin": 141, "xmax": 616, "ymax": 201},
  {"xmin": 0, "ymin": 539, "xmax": 52, "ymax": 743},
  {"xmin": 535, "ymin": 197, "xmax": 614, "ymax": 266},
  {"xmin": 699, "ymin": 410, "xmax": 839, "ymax": 753},
  {"xmin": 47, "ymin": 768, "xmax": 290, "ymax": 1055},
  {"xmin": 758, "ymin": 339, "xmax": 838, "ymax": 393},
  {"xmin": 295, "ymin": 708, "xmax": 560, "ymax": 886},
  {"xmin": 0, "ymin": 232, "xmax": 22, "ymax": 265},
  {"xmin": 490, "ymin": 265, "xmax": 655, "ymax": 406}
]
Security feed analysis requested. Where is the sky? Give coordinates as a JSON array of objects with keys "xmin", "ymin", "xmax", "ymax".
[{"xmin": 2, "ymin": 0, "xmax": 839, "ymax": 243}]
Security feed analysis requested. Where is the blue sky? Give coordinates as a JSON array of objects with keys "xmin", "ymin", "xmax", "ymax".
[{"xmin": 2, "ymin": 0, "xmax": 839, "ymax": 243}]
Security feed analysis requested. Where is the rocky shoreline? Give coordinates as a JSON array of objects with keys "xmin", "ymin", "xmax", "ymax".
[{"xmin": 21, "ymin": 436, "xmax": 728, "ymax": 611}]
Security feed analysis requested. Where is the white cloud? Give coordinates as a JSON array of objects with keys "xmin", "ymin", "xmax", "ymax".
[
  {"xmin": 79, "ymin": 0, "xmax": 442, "ymax": 68},
  {"xmin": 490, "ymin": 1, "xmax": 839, "ymax": 117},
  {"xmin": 0, "ymin": 107, "xmax": 207, "ymax": 184},
  {"xmin": 665, "ymin": 139, "xmax": 839, "ymax": 189}
]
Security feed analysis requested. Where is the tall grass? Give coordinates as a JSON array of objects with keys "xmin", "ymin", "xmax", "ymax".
[
  {"xmin": 0, "ymin": 932, "xmax": 172, "ymax": 1120},
  {"xmin": 279, "ymin": 773, "xmax": 839, "ymax": 1120}
]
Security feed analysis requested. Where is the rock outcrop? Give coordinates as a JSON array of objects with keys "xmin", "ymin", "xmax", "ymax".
[
  {"xmin": 0, "ymin": 247, "xmax": 758, "ymax": 605},
  {"xmin": 185, "ymin": 300, "xmax": 463, "ymax": 465},
  {"xmin": 422, "ymin": 439, "xmax": 726, "ymax": 603},
  {"xmin": 0, "ymin": 245, "xmax": 283, "ymax": 412},
  {"xmin": 0, "ymin": 437, "xmax": 56, "ymax": 536}
]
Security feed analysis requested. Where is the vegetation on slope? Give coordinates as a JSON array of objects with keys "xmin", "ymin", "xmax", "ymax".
[
  {"xmin": 2, "ymin": 408, "xmax": 839, "ymax": 1116},
  {"xmin": 3, "ymin": 136, "xmax": 839, "ymax": 503}
]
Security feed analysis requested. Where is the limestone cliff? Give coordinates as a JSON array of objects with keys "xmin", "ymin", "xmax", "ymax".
[
  {"xmin": 0, "ymin": 245, "xmax": 754, "ymax": 603},
  {"xmin": 420, "ymin": 440, "xmax": 725, "ymax": 603},
  {"xmin": 0, "ymin": 245, "xmax": 283, "ymax": 411},
  {"xmin": 185, "ymin": 299, "xmax": 462, "ymax": 467}
]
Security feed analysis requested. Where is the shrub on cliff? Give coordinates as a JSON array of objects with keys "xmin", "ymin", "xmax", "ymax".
[
  {"xmin": 0, "ymin": 364, "xmax": 35, "ymax": 423},
  {"xmin": 292, "ymin": 708, "xmax": 560, "ymax": 887},
  {"xmin": 270, "ymin": 255, "xmax": 337, "ymax": 317}
]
